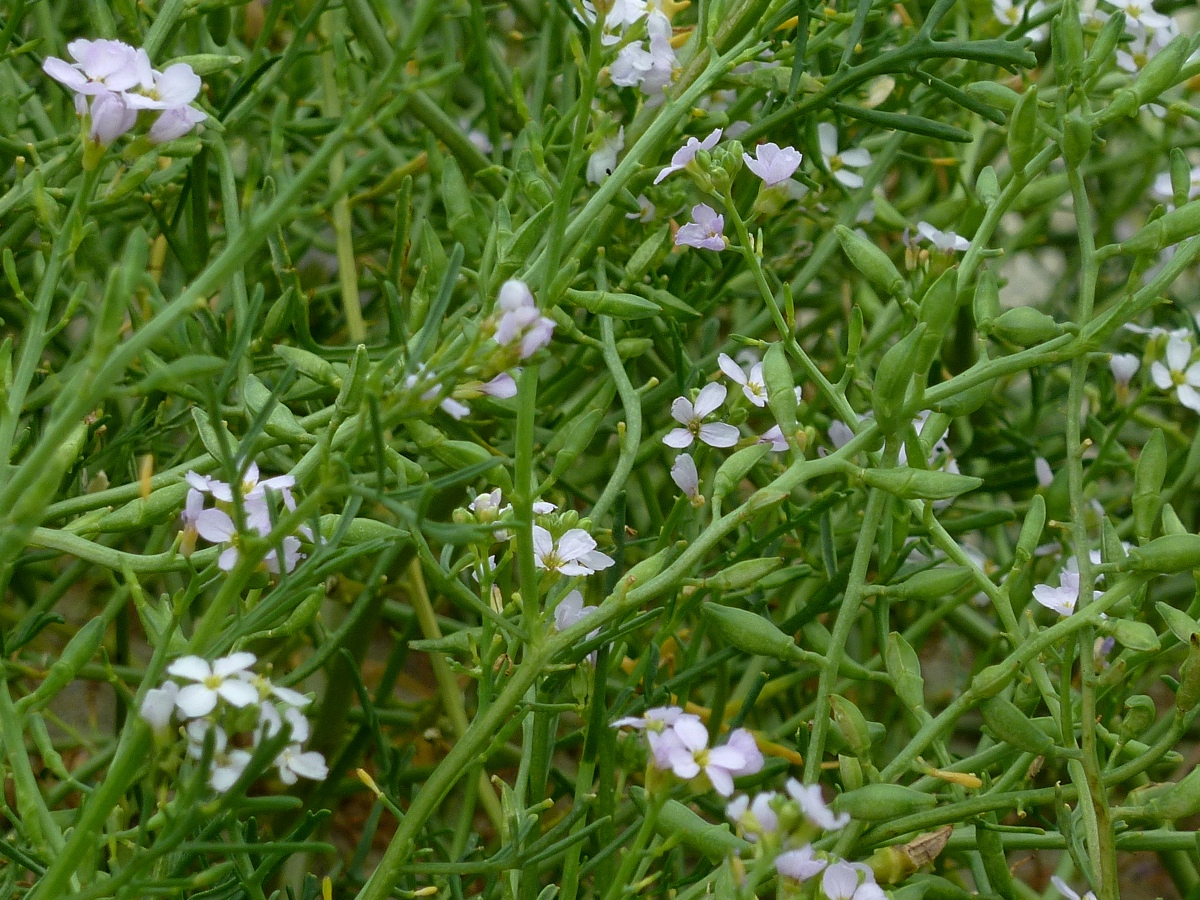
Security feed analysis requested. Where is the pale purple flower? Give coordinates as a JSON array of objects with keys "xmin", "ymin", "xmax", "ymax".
[
  {"xmin": 654, "ymin": 128, "xmax": 722, "ymax": 184},
  {"xmin": 818, "ymin": 123, "xmax": 872, "ymax": 189},
  {"xmin": 587, "ymin": 127, "xmax": 624, "ymax": 184},
  {"xmin": 42, "ymin": 39, "xmax": 149, "ymax": 96},
  {"xmin": 823, "ymin": 861, "xmax": 886, "ymax": 900},
  {"xmin": 626, "ymin": 194, "xmax": 656, "ymax": 222},
  {"xmin": 718, "ymin": 352, "xmax": 767, "ymax": 406},
  {"xmin": 494, "ymin": 280, "xmax": 555, "ymax": 358},
  {"xmin": 759, "ymin": 425, "xmax": 788, "ymax": 452},
  {"xmin": 1110, "ymin": 352, "xmax": 1140, "ymax": 387},
  {"xmin": 482, "ymin": 372, "xmax": 518, "ymax": 399},
  {"xmin": 829, "ymin": 420, "xmax": 856, "ymax": 449},
  {"xmin": 670, "ymin": 453, "xmax": 702, "ymax": 505},
  {"xmin": 263, "ymin": 535, "xmax": 304, "ymax": 574},
  {"xmin": 1150, "ymin": 334, "xmax": 1200, "ymax": 412},
  {"xmin": 533, "ymin": 526, "xmax": 614, "ymax": 576},
  {"xmin": 611, "ymin": 42, "xmax": 655, "ymax": 87},
  {"xmin": 123, "ymin": 62, "xmax": 201, "ymax": 110},
  {"xmin": 168, "ymin": 652, "xmax": 260, "ymax": 718},
  {"xmin": 149, "ymin": 104, "xmax": 207, "ymax": 143},
  {"xmin": 612, "ymin": 706, "xmax": 700, "ymax": 766},
  {"xmin": 87, "ymin": 90, "xmax": 137, "ymax": 146},
  {"xmin": 554, "ymin": 590, "xmax": 599, "ymax": 633},
  {"xmin": 786, "ymin": 778, "xmax": 851, "ymax": 830},
  {"xmin": 727, "ymin": 791, "xmax": 779, "ymax": 841},
  {"xmin": 917, "ymin": 221, "xmax": 970, "ymax": 252},
  {"xmin": 660, "ymin": 722, "xmax": 762, "ymax": 795},
  {"xmin": 663, "ymin": 383, "xmax": 739, "ymax": 449},
  {"xmin": 1033, "ymin": 569, "xmax": 1100, "ymax": 616},
  {"xmin": 742, "ymin": 142, "xmax": 803, "ymax": 187},
  {"xmin": 775, "ymin": 845, "xmax": 827, "ymax": 882},
  {"xmin": 194, "ymin": 507, "xmax": 241, "ymax": 571},
  {"xmin": 675, "ymin": 203, "xmax": 726, "ymax": 251}
]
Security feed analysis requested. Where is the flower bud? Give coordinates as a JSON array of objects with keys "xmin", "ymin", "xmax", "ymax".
[
  {"xmin": 702, "ymin": 602, "xmax": 795, "ymax": 660},
  {"xmin": 1053, "ymin": 0, "xmax": 1085, "ymax": 78},
  {"xmin": 830, "ymin": 694, "xmax": 872, "ymax": 756},
  {"xmin": 1120, "ymin": 695, "xmax": 1157, "ymax": 741},
  {"xmin": 1007, "ymin": 85, "xmax": 1040, "ymax": 174},
  {"xmin": 1062, "ymin": 114, "xmax": 1091, "ymax": 168},
  {"xmin": 1133, "ymin": 429, "xmax": 1167, "ymax": 543},
  {"xmin": 832, "ymin": 784, "xmax": 936, "ymax": 822},
  {"xmin": 1171, "ymin": 148, "xmax": 1192, "ymax": 210},
  {"xmin": 1128, "ymin": 534, "xmax": 1200, "ymax": 574},
  {"xmin": 914, "ymin": 269, "xmax": 958, "ymax": 375},
  {"xmin": 988, "ymin": 306, "xmax": 1063, "ymax": 346},
  {"xmin": 973, "ymin": 269, "xmax": 1001, "ymax": 332},
  {"xmin": 859, "ymin": 466, "xmax": 982, "ymax": 501},
  {"xmin": 1176, "ymin": 634, "xmax": 1200, "ymax": 712},
  {"xmin": 835, "ymin": 225, "xmax": 905, "ymax": 298},
  {"xmin": 872, "ymin": 324, "xmax": 927, "ymax": 432}
]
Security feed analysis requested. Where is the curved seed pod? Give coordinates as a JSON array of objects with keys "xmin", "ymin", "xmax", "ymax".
[
  {"xmin": 980, "ymin": 696, "xmax": 1054, "ymax": 755},
  {"xmin": 1129, "ymin": 535, "xmax": 1200, "ymax": 574},
  {"xmin": 835, "ymin": 225, "xmax": 905, "ymax": 298},
  {"xmin": 859, "ymin": 466, "xmax": 982, "ymax": 500},
  {"xmin": 832, "ymin": 783, "xmax": 936, "ymax": 821},
  {"xmin": 702, "ymin": 602, "xmax": 795, "ymax": 660}
]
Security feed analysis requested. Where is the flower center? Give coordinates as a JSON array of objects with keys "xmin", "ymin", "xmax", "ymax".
[
  {"xmin": 1173, "ymin": 370, "xmax": 1187, "ymax": 387},
  {"xmin": 829, "ymin": 154, "xmax": 844, "ymax": 171},
  {"xmin": 204, "ymin": 674, "xmax": 223, "ymax": 689}
]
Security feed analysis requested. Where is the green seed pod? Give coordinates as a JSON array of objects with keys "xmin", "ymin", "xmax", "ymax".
[
  {"xmin": 964, "ymin": 81, "xmax": 1022, "ymax": 112},
  {"xmin": 1161, "ymin": 503, "xmax": 1187, "ymax": 536},
  {"xmin": 763, "ymin": 343, "xmax": 798, "ymax": 445},
  {"xmin": 1054, "ymin": 0, "xmax": 1085, "ymax": 77},
  {"xmin": 975, "ymin": 819, "xmax": 1015, "ymax": 897},
  {"xmin": 1104, "ymin": 618, "xmax": 1159, "ymax": 652},
  {"xmin": 190, "ymin": 408, "xmax": 238, "ymax": 463},
  {"xmin": 565, "ymin": 289, "xmax": 661, "ymax": 320},
  {"xmin": 1007, "ymin": 85, "xmax": 1040, "ymax": 174},
  {"xmin": 971, "ymin": 662, "xmax": 1013, "ymax": 699},
  {"xmin": 872, "ymin": 324, "xmax": 927, "ymax": 433},
  {"xmin": 503, "ymin": 204, "xmax": 554, "ymax": 267},
  {"xmin": 275, "ymin": 345, "xmax": 341, "ymax": 389},
  {"xmin": 840, "ymin": 754, "xmax": 864, "ymax": 791},
  {"xmin": 269, "ymin": 587, "xmax": 326, "ymax": 638},
  {"xmin": 832, "ymin": 784, "xmax": 936, "ymax": 822},
  {"xmin": 859, "ymin": 466, "xmax": 982, "ymax": 501},
  {"xmin": 930, "ymin": 363, "xmax": 994, "ymax": 417},
  {"xmin": 336, "ymin": 344, "xmax": 369, "ymax": 418},
  {"xmin": 988, "ymin": 306, "xmax": 1063, "ymax": 346},
  {"xmin": 1120, "ymin": 695, "xmax": 1157, "ymax": 741},
  {"xmin": 835, "ymin": 225, "xmax": 905, "ymax": 298},
  {"xmin": 612, "ymin": 545, "xmax": 675, "ymax": 598},
  {"xmin": 623, "ymin": 226, "xmax": 670, "ymax": 285},
  {"xmin": 914, "ymin": 270, "xmax": 958, "ymax": 375},
  {"xmin": 1129, "ymin": 763, "xmax": 1200, "ymax": 820},
  {"xmin": 206, "ymin": 5, "xmax": 232, "ymax": 43},
  {"xmin": 243, "ymin": 374, "xmax": 310, "ymax": 442},
  {"xmin": 648, "ymin": 793, "xmax": 748, "ymax": 861},
  {"xmin": 889, "ymin": 566, "xmax": 973, "ymax": 601},
  {"xmin": 549, "ymin": 408, "xmax": 605, "ymax": 480},
  {"xmin": 976, "ymin": 166, "xmax": 1000, "ymax": 205},
  {"xmin": 1119, "ymin": 199, "xmax": 1200, "ymax": 256},
  {"xmin": 1062, "ymin": 114, "xmax": 1092, "ymax": 168},
  {"xmin": 1170, "ymin": 148, "xmax": 1192, "ymax": 210},
  {"xmin": 973, "ymin": 269, "xmax": 1001, "ymax": 332},
  {"xmin": 1175, "ymin": 634, "xmax": 1200, "ymax": 712},
  {"xmin": 1129, "ymin": 534, "xmax": 1200, "ymax": 574},
  {"xmin": 317, "ymin": 514, "xmax": 409, "ymax": 545},
  {"xmin": 980, "ymin": 696, "xmax": 1054, "ymax": 755},
  {"xmin": 17, "ymin": 616, "xmax": 109, "ymax": 713},
  {"xmin": 1082, "ymin": 10, "xmax": 1126, "ymax": 83},
  {"xmin": 702, "ymin": 602, "xmax": 794, "ymax": 660},
  {"xmin": 96, "ymin": 482, "xmax": 191, "ymax": 533},
  {"xmin": 885, "ymin": 632, "xmax": 925, "ymax": 712},
  {"xmin": 700, "ymin": 557, "xmax": 784, "ymax": 591},
  {"xmin": 1155, "ymin": 601, "xmax": 1200, "ymax": 643},
  {"xmin": 713, "ymin": 444, "xmax": 772, "ymax": 501},
  {"xmin": 166, "ymin": 54, "xmax": 243, "ymax": 76},
  {"xmin": 1104, "ymin": 34, "xmax": 1191, "ymax": 120},
  {"xmin": 830, "ymin": 694, "xmax": 872, "ymax": 756},
  {"xmin": 410, "ymin": 628, "xmax": 476, "ymax": 656}
]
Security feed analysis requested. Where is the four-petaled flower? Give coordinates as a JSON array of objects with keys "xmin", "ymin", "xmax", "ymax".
[
  {"xmin": 1033, "ymin": 569, "xmax": 1100, "ymax": 617},
  {"xmin": 1150, "ymin": 334, "xmax": 1200, "ymax": 412},
  {"xmin": 818, "ymin": 123, "xmax": 872, "ymax": 189},
  {"xmin": 168, "ymin": 652, "xmax": 260, "ymax": 718},
  {"xmin": 786, "ymin": 778, "xmax": 851, "ymax": 830},
  {"xmin": 654, "ymin": 128, "xmax": 722, "ymax": 184},
  {"xmin": 663, "ymin": 383, "xmax": 739, "ymax": 449},
  {"xmin": 718, "ymin": 352, "xmax": 768, "ymax": 406},
  {"xmin": 917, "ymin": 221, "xmax": 970, "ymax": 252},
  {"xmin": 494, "ymin": 280, "xmax": 556, "ymax": 359},
  {"xmin": 726, "ymin": 791, "xmax": 779, "ymax": 841},
  {"xmin": 533, "ymin": 526, "xmax": 615, "ymax": 576},
  {"xmin": 675, "ymin": 203, "xmax": 726, "ymax": 251},
  {"xmin": 742, "ymin": 142, "xmax": 803, "ymax": 187},
  {"xmin": 1110, "ymin": 352, "xmax": 1140, "ymax": 387},
  {"xmin": 775, "ymin": 845, "xmax": 828, "ymax": 882},
  {"xmin": 658, "ymin": 718, "xmax": 763, "ymax": 795},
  {"xmin": 670, "ymin": 453, "xmax": 704, "ymax": 505},
  {"xmin": 992, "ymin": 0, "xmax": 1047, "ymax": 40},
  {"xmin": 822, "ymin": 861, "xmax": 886, "ymax": 900}
]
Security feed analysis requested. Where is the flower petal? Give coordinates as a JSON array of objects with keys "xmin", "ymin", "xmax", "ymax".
[
  {"xmin": 717, "ymin": 353, "xmax": 747, "ymax": 386},
  {"xmin": 817, "ymin": 122, "xmax": 838, "ymax": 159},
  {"xmin": 195, "ymin": 508, "xmax": 235, "ymax": 543},
  {"xmin": 213, "ymin": 651, "xmax": 257, "ymax": 677},
  {"xmin": 670, "ymin": 395, "xmax": 695, "ymax": 425},
  {"xmin": 663, "ymin": 428, "xmax": 694, "ymax": 449},
  {"xmin": 557, "ymin": 528, "xmax": 597, "ymax": 561},
  {"xmin": 217, "ymin": 679, "xmax": 260, "ymax": 708},
  {"xmin": 175, "ymin": 683, "xmax": 218, "ymax": 718},
  {"xmin": 1150, "ymin": 360, "xmax": 1174, "ymax": 390},
  {"xmin": 698, "ymin": 423, "xmax": 740, "ymax": 448},
  {"xmin": 168, "ymin": 656, "xmax": 212, "ymax": 682},
  {"xmin": 1178, "ymin": 383, "xmax": 1200, "ymax": 413},
  {"xmin": 693, "ymin": 382, "xmax": 728, "ymax": 418}
]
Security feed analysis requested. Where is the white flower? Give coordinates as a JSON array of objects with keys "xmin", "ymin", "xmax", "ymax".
[
  {"xmin": 122, "ymin": 62, "xmax": 201, "ymax": 110},
  {"xmin": 727, "ymin": 791, "xmax": 779, "ymax": 840},
  {"xmin": 818, "ymin": 123, "xmax": 872, "ymax": 189},
  {"xmin": 185, "ymin": 721, "xmax": 253, "ymax": 792},
  {"xmin": 43, "ymin": 39, "xmax": 149, "ymax": 96},
  {"xmin": 786, "ymin": 778, "xmax": 851, "ymax": 830},
  {"xmin": 993, "ymin": 0, "xmax": 1047, "ymax": 39},
  {"xmin": 149, "ymin": 104, "xmax": 207, "ymax": 143},
  {"xmin": 654, "ymin": 128, "xmax": 722, "ymax": 184},
  {"xmin": 554, "ymin": 590, "xmax": 599, "ymax": 633},
  {"xmin": 611, "ymin": 42, "xmax": 655, "ymax": 87},
  {"xmin": 822, "ymin": 861, "xmax": 886, "ymax": 900},
  {"xmin": 640, "ymin": 12, "xmax": 677, "ymax": 96},
  {"xmin": 471, "ymin": 489, "xmax": 511, "ymax": 522},
  {"xmin": 1110, "ymin": 352, "xmax": 1140, "ymax": 386},
  {"xmin": 1150, "ymin": 334, "xmax": 1200, "ymax": 412},
  {"xmin": 670, "ymin": 453, "xmax": 703, "ymax": 505},
  {"xmin": 917, "ymin": 221, "xmax": 970, "ymax": 252},
  {"xmin": 742, "ymin": 142, "xmax": 803, "ymax": 187},
  {"xmin": 1035, "ymin": 456, "xmax": 1054, "ymax": 488},
  {"xmin": 659, "ymin": 721, "xmax": 762, "ymax": 795},
  {"xmin": 587, "ymin": 127, "xmax": 624, "ymax": 184},
  {"xmin": 718, "ymin": 352, "xmax": 768, "ymax": 406},
  {"xmin": 140, "ymin": 680, "xmax": 180, "ymax": 731},
  {"xmin": 1051, "ymin": 876, "xmax": 1098, "ymax": 900},
  {"xmin": 263, "ymin": 536, "xmax": 304, "ymax": 574},
  {"xmin": 1107, "ymin": 0, "xmax": 1172, "ymax": 30},
  {"xmin": 612, "ymin": 706, "xmax": 699, "ymax": 766},
  {"xmin": 663, "ymin": 383, "xmax": 739, "ymax": 449},
  {"xmin": 775, "ymin": 845, "xmax": 827, "ymax": 882},
  {"xmin": 275, "ymin": 744, "xmax": 329, "ymax": 784},
  {"xmin": 494, "ymin": 280, "xmax": 556, "ymax": 359},
  {"xmin": 168, "ymin": 652, "xmax": 260, "ymax": 718},
  {"xmin": 626, "ymin": 194, "xmax": 656, "ymax": 222},
  {"xmin": 87, "ymin": 90, "xmax": 138, "ymax": 146},
  {"xmin": 257, "ymin": 702, "xmax": 311, "ymax": 745},
  {"xmin": 1033, "ymin": 569, "xmax": 1100, "ymax": 617},
  {"xmin": 675, "ymin": 204, "xmax": 726, "ymax": 251},
  {"xmin": 533, "ymin": 500, "xmax": 558, "ymax": 514},
  {"xmin": 532, "ymin": 526, "xmax": 614, "ymax": 576}
]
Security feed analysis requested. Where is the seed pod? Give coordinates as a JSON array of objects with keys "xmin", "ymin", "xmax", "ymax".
[
  {"xmin": 1104, "ymin": 34, "xmax": 1191, "ymax": 120},
  {"xmin": 96, "ymin": 482, "xmax": 191, "ymax": 533},
  {"xmin": 612, "ymin": 545, "xmax": 675, "ymax": 598},
  {"xmin": 872, "ymin": 324, "xmax": 927, "ymax": 433},
  {"xmin": 1176, "ymin": 634, "xmax": 1200, "ymax": 712},
  {"xmin": 830, "ymin": 694, "xmax": 872, "ymax": 756},
  {"xmin": 980, "ymin": 696, "xmax": 1054, "ymax": 755},
  {"xmin": 1119, "ymin": 199, "xmax": 1200, "ymax": 256},
  {"xmin": 549, "ymin": 408, "xmax": 605, "ymax": 480},
  {"xmin": 965, "ymin": 81, "xmax": 1022, "ymax": 112},
  {"xmin": 840, "ymin": 754, "xmax": 864, "ymax": 791},
  {"xmin": 832, "ymin": 783, "xmax": 936, "ymax": 821},
  {"xmin": 624, "ymin": 226, "xmax": 670, "ymax": 284},
  {"xmin": 859, "ymin": 466, "xmax": 982, "ymax": 501},
  {"xmin": 835, "ymin": 225, "xmax": 905, "ymax": 298},
  {"xmin": 1120, "ymin": 694, "xmax": 1157, "ymax": 741},
  {"xmin": 1104, "ymin": 618, "xmax": 1159, "ymax": 652},
  {"xmin": 885, "ymin": 632, "xmax": 925, "ymax": 712},
  {"xmin": 889, "ymin": 566, "xmax": 973, "ymax": 601},
  {"xmin": 1082, "ymin": 10, "xmax": 1126, "ymax": 83},
  {"xmin": 1155, "ymin": 601, "xmax": 1200, "ymax": 643},
  {"xmin": 1170, "ymin": 148, "xmax": 1192, "ymax": 210},
  {"xmin": 336, "ymin": 345, "xmax": 369, "ymax": 418},
  {"xmin": 649, "ymin": 793, "xmax": 748, "ymax": 861},
  {"xmin": 971, "ymin": 662, "xmax": 1013, "ymax": 699},
  {"xmin": 17, "ymin": 616, "xmax": 109, "ymax": 713},
  {"xmin": 1007, "ymin": 85, "xmax": 1040, "ymax": 174},
  {"xmin": 1129, "ymin": 534, "xmax": 1200, "ymax": 574},
  {"xmin": 914, "ymin": 270, "xmax": 957, "ymax": 375},
  {"xmin": 1053, "ymin": 0, "xmax": 1085, "ymax": 77},
  {"xmin": 763, "ymin": 343, "xmax": 798, "ymax": 444},
  {"xmin": 700, "ymin": 557, "xmax": 784, "ymax": 591},
  {"xmin": 702, "ymin": 603, "xmax": 795, "ymax": 660},
  {"xmin": 243, "ymin": 374, "xmax": 310, "ymax": 442},
  {"xmin": 988, "ymin": 307, "xmax": 1063, "ymax": 346},
  {"xmin": 1012, "ymin": 494, "xmax": 1047, "ymax": 567},
  {"xmin": 973, "ymin": 269, "xmax": 1001, "ymax": 333},
  {"xmin": 1161, "ymin": 503, "xmax": 1187, "ymax": 536},
  {"xmin": 976, "ymin": 166, "xmax": 1000, "ymax": 205},
  {"xmin": 713, "ymin": 444, "xmax": 772, "ymax": 501},
  {"xmin": 317, "ymin": 514, "xmax": 409, "ymax": 545},
  {"xmin": 1062, "ymin": 114, "xmax": 1091, "ymax": 168},
  {"xmin": 275, "ymin": 345, "xmax": 341, "ymax": 389},
  {"xmin": 565, "ymin": 289, "xmax": 661, "ymax": 320}
]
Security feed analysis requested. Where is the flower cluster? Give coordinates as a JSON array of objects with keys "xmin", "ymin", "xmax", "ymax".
[
  {"xmin": 181, "ymin": 463, "xmax": 307, "ymax": 573},
  {"xmin": 140, "ymin": 652, "xmax": 328, "ymax": 792},
  {"xmin": 602, "ymin": 0, "xmax": 678, "ymax": 97},
  {"xmin": 612, "ymin": 706, "xmax": 763, "ymax": 795},
  {"xmin": 43, "ymin": 38, "xmax": 206, "ymax": 147},
  {"xmin": 492, "ymin": 280, "xmax": 556, "ymax": 361},
  {"xmin": 1103, "ymin": 0, "xmax": 1181, "ymax": 74}
]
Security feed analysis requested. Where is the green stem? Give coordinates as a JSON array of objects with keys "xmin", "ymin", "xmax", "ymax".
[{"xmin": 592, "ymin": 317, "xmax": 644, "ymax": 525}]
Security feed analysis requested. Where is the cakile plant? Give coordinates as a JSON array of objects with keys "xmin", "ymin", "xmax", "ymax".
[{"xmin": 3, "ymin": 0, "xmax": 1200, "ymax": 898}]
